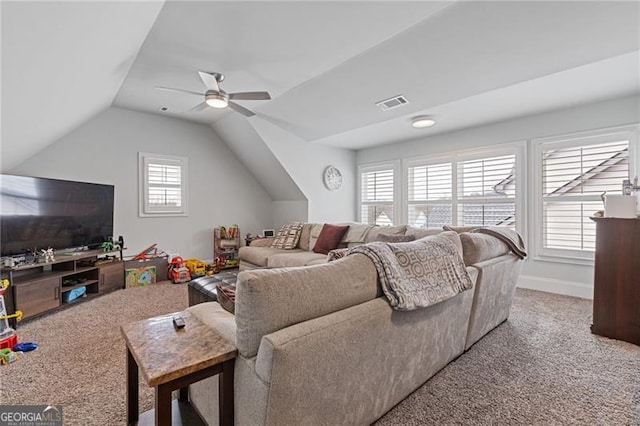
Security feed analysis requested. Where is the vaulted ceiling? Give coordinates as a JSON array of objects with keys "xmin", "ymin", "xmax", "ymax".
[{"xmin": 2, "ymin": 1, "xmax": 639, "ymax": 171}]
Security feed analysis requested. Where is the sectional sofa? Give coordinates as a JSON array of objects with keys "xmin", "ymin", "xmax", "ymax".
[{"xmin": 185, "ymin": 223, "xmax": 524, "ymax": 425}]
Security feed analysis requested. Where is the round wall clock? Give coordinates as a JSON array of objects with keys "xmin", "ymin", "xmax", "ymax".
[{"xmin": 323, "ymin": 165, "xmax": 343, "ymax": 191}]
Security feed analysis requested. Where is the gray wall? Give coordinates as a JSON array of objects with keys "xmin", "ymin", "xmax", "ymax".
[
  {"xmin": 10, "ymin": 107, "xmax": 274, "ymax": 260},
  {"xmin": 252, "ymin": 117, "xmax": 357, "ymax": 223},
  {"xmin": 357, "ymin": 95, "xmax": 640, "ymax": 298}
]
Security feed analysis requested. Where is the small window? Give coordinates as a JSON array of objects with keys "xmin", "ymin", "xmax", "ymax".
[
  {"xmin": 359, "ymin": 163, "xmax": 397, "ymax": 226},
  {"xmin": 139, "ymin": 152, "xmax": 188, "ymax": 217}
]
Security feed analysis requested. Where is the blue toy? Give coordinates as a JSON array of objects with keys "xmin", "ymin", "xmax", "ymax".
[{"xmin": 13, "ymin": 342, "xmax": 37, "ymax": 352}]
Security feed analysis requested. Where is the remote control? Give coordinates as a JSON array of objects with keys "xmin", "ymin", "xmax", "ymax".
[{"xmin": 173, "ymin": 315, "xmax": 186, "ymax": 329}]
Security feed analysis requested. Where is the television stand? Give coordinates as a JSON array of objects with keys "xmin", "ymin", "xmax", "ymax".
[{"xmin": 1, "ymin": 249, "xmax": 125, "ymax": 327}]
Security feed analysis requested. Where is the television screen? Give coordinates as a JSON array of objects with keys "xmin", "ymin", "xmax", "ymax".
[{"xmin": 0, "ymin": 175, "xmax": 114, "ymax": 257}]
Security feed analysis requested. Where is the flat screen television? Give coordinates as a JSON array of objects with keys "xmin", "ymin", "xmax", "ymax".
[{"xmin": 0, "ymin": 174, "xmax": 114, "ymax": 257}]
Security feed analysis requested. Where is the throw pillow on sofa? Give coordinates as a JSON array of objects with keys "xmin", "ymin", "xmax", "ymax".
[
  {"xmin": 375, "ymin": 233, "xmax": 416, "ymax": 243},
  {"xmin": 313, "ymin": 224, "xmax": 350, "ymax": 255},
  {"xmin": 271, "ymin": 222, "xmax": 304, "ymax": 250}
]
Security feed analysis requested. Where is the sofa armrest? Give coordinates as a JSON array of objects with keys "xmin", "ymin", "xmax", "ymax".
[
  {"xmin": 186, "ymin": 302, "xmax": 236, "ymax": 344},
  {"xmin": 250, "ymin": 237, "xmax": 275, "ymax": 247}
]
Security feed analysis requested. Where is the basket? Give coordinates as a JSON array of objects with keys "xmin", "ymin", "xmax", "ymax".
[{"xmin": 216, "ymin": 285, "xmax": 236, "ymax": 314}]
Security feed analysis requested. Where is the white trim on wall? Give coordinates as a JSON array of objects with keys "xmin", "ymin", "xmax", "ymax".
[{"xmin": 517, "ymin": 274, "xmax": 593, "ymax": 300}]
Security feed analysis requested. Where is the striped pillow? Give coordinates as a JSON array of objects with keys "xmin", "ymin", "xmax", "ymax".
[{"xmin": 270, "ymin": 222, "xmax": 304, "ymax": 250}]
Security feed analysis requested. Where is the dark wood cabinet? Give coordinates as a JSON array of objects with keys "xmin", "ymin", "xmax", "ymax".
[
  {"xmin": 2, "ymin": 250, "xmax": 124, "ymax": 326},
  {"xmin": 100, "ymin": 262, "xmax": 125, "ymax": 293},
  {"xmin": 14, "ymin": 276, "xmax": 60, "ymax": 319},
  {"xmin": 590, "ymin": 217, "xmax": 640, "ymax": 345}
]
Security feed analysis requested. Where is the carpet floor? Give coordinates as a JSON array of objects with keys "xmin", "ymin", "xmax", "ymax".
[{"xmin": 1, "ymin": 285, "xmax": 638, "ymax": 425}]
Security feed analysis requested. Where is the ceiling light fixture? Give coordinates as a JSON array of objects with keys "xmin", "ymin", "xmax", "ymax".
[
  {"xmin": 205, "ymin": 91, "xmax": 229, "ymax": 108},
  {"xmin": 412, "ymin": 116, "xmax": 436, "ymax": 128}
]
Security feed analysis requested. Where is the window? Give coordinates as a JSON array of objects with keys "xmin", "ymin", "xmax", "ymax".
[
  {"xmin": 359, "ymin": 163, "xmax": 397, "ymax": 225},
  {"xmin": 458, "ymin": 153, "xmax": 517, "ymax": 228},
  {"xmin": 534, "ymin": 127, "xmax": 636, "ymax": 260},
  {"xmin": 407, "ymin": 161, "xmax": 453, "ymax": 228},
  {"xmin": 139, "ymin": 152, "xmax": 188, "ymax": 217},
  {"xmin": 403, "ymin": 144, "xmax": 523, "ymax": 231}
]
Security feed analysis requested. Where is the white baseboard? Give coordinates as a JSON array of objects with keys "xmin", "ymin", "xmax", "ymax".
[{"xmin": 517, "ymin": 275, "xmax": 593, "ymax": 300}]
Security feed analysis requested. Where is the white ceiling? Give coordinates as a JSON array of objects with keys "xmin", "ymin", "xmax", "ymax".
[{"xmin": 2, "ymin": 1, "xmax": 640, "ymax": 170}]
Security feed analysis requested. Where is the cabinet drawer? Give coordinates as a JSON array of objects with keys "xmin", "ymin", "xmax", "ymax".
[
  {"xmin": 100, "ymin": 262, "xmax": 124, "ymax": 293},
  {"xmin": 14, "ymin": 277, "xmax": 60, "ymax": 319}
]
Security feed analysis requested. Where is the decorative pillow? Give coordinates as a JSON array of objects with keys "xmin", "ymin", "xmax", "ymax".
[
  {"xmin": 327, "ymin": 248, "xmax": 350, "ymax": 262},
  {"xmin": 270, "ymin": 222, "xmax": 304, "ymax": 250},
  {"xmin": 375, "ymin": 233, "xmax": 416, "ymax": 243},
  {"xmin": 312, "ymin": 224, "xmax": 350, "ymax": 255}
]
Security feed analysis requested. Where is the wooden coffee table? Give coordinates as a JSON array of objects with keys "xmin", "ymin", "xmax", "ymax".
[{"xmin": 121, "ymin": 310, "xmax": 237, "ymax": 426}]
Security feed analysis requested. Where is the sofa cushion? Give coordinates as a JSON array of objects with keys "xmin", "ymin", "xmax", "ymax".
[
  {"xmin": 405, "ymin": 226, "xmax": 443, "ymax": 240},
  {"xmin": 239, "ymin": 246, "xmax": 304, "ymax": 267},
  {"xmin": 313, "ymin": 224, "xmax": 350, "ymax": 254},
  {"xmin": 375, "ymin": 233, "xmax": 416, "ymax": 243},
  {"xmin": 443, "ymin": 225, "xmax": 480, "ymax": 234},
  {"xmin": 364, "ymin": 225, "xmax": 407, "ymax": 242},
  {"xmin": 271, "ymin": 222, "xmax": 304, "ymax": 250},
  {"xmin": 267, "ymin": 252, "xmax": 327, "ymax": 268},
  {"xmin": 298, "ymin": 223, "xmax": 316, "ymax": 251},
  {"xmin": 459, "ymin": 232, "xmax": 510, "ymax": 265},
  {"xmin": 308, "ymin": 223, "xmax": 325, "ymax": 251},
  {"xmin": 235, "ymin": 253, "xmax": 379, "ymax": 358},
  {"xmin": 340, "ymin": 223, "xmax": 375, "ymax": 244}
]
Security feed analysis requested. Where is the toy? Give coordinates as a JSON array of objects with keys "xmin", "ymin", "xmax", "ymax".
[
  {"xmin": 0, "ymin": 348, "xmax": 19, "ymax": 365},
  {"xmin": 168, "ymin": 256, "xmax": 191, "ymax": 284},
  {"xmin": 41, "ymin": 248, "xmax": 55, "ymax": 263},
  {"xmin": 13, "ymin": 342, "xmax": 38, "ymax": 352},
  {"xmin": 185, "ymin": 258, "xmax": 207, "ymax": 277},
  {"xmin": 101, "ymin": 240, "xmax": 114, "ymax": 252}
]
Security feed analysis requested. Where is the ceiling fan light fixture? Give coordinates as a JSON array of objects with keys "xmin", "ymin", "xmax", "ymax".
[
  {"xmin": 205, "ymin": 92, "xmax": 229, "ymax": 108},
  {"xmin": 412, "ymin": 116, "xmax": 436, "ymax": 128}
]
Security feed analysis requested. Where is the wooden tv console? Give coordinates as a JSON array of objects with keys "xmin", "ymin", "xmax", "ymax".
[{"xmin": 1, "ymin": 249, "xmax": 124, "ymax": 326}]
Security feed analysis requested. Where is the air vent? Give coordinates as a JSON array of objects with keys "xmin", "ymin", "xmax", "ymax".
[{"xmin": 375, "ymin": 95, "xmax": 409, "ymax": 111}]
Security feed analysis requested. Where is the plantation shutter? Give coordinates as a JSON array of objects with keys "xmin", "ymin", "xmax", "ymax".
[
  {"xmin": 361, "ymin": 167, "xmax": 395, "ymax": 225},
  {"xmin": 458, "ymin": 154, "xmax": 516, "ymax": 228},
  {"xmin": 139, "ymin": 153, "xmax": 188, "ymax": 216},
  {"xmin": 407, "ymin": 162, "xmax": 452, "ymax": 228},
  {"xmin": 541, "ymin": 140, "xmax": 629, "ymax": 252}
]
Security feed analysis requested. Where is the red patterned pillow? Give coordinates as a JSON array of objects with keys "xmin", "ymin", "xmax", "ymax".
[{"xmin": 312, "ymin": 224, "xmax": 350, "ymax": 255}]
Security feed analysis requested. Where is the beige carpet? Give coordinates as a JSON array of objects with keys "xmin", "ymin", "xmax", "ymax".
[
  {"xmin": 0, "ymin": 282, "xmax": 188, "ymax": 426},
  {"xmin": 1, "ymin": 284, "xmax": 639, "ymax": 425}
]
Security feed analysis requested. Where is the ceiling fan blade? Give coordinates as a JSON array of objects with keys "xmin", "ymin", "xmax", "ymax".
[
  {"xmin": 198, "ymin": 71, "xmax": 220, "ymax": 91},
  {"xmin": 228, "ymin": 91, "xmax": 271, "ymax": 101},
  {"xmin": 228, "ymin": 101, "xmax": 255, "ymax": 117},
  {"xmin": 155, "ymin": 86, "xmax": 204, "ymax": 97},
  {"xmin": 189, "ymin": 102, "xmax": 208, "ymax": 112}
]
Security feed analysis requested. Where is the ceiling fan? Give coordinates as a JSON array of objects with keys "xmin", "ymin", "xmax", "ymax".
[{"xmin": 155, "ymin": 71, "xmax": 271, "ymax": 117}]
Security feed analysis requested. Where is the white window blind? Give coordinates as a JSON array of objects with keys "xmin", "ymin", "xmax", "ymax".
[
  {"xmin": 407, "ymin": 162, "xmax": 452, "ymax": 228},
  {"xmin": 360, "ymin": 167, "xmax": 395, "ymax": 225},
  {"xmin": 541, "ymin": 140, "xmax": 629, "ymax": 253},
  {"xmin": 458, "ymin": 154, "xmax": 516, "ymax": 228},
  {"xmin": 139, "ymin": 153, "xmax": 188, "ymax": 217}
]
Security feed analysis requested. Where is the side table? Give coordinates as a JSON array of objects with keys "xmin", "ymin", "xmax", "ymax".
[{"xmin": 121, "ymin": 310, "xmax": 237, "ymax": 426}]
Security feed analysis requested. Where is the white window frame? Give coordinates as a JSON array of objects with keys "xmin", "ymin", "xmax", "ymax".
[
  {"xmin": 532, "ymin": 125, "xmax": 638, "ymax": 264},
  {"xmin": 139, "ymin": 152, "xmax": 189, "ymax": 217},
  {"xmin": 403, "ymin": 153, "xmax": 455, "ymax": 229},
  {"xmin": 357, "ymin": 160, "xmax": 401, "ymax": 225},
  {"xmin": 401, "ymin": 142, "xmax": 526, "ymax": 236}
]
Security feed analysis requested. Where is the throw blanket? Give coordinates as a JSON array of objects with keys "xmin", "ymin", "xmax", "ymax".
[
  {"xmin": 348, "ymin": 236, "xmax": 473, "ymax": 311},
  {"xmin": 471, "ymin": 227, "xmax": 527, "ymax": 259}
]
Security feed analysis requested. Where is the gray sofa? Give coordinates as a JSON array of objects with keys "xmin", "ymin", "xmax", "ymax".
[{"xmin": 185, "ymin": 224, "xmax": 523, "ymax": 425}]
